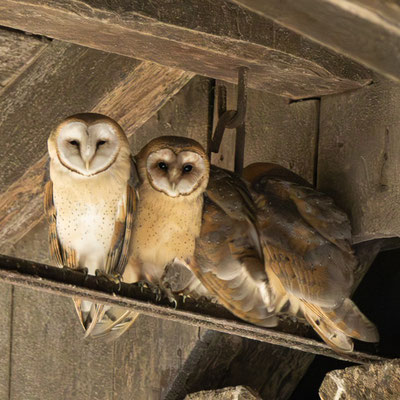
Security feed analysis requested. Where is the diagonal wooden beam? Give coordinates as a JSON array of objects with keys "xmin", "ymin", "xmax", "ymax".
[
  {"xmin": 0, "ymin": 38, "xmax": 193, "ymax": 251},
  {"xmin": 0, "ymin": 28, "xmax": 49, "ymax": 90},
  {"xmin": 228, "ymin": 0, "xmax": 400, "ymax": 82},
  {"xmin": 0, "ymin": 0, "xmax": 372, "ymax": 99}
]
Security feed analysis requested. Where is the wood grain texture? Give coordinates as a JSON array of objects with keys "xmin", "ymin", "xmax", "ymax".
[
  {"xmin": 0, "ymin": 41, "xmax": 193, "ymax": 250},
  {"xmin": 166, "ymin": 330, "xmax": 314, "ymax": 400},
  {"xmin": 0, "ymin": 28, "xmax": 48, "ymax": 89},
  {"xmin": 0, "ymin": 0, "xmax": 372, "ymax": 99},
  {"xmin": 0, "ymin": 283, "xmax": 12, "ymax": 400},
  {"xmin": 10, "ymin": 288, "xmax": 115, "ymax": 400},
  {"xmin": 211, "ymin": 81, "xmax": 319, "ymax": 184},
  {"xmin": 229, "ymin": 0, "xmax": 400, "ymax": 82},
  {"xmin": 317, "ymin": 77, "xmax": 400, "ymax": 243}
]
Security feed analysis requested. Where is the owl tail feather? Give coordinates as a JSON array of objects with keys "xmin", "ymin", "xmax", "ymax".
[
  {"xmin": 73, "ymin": 298, "xmax": 138, "ymax": 340},
  {"xmin": 302, "ymin": 298, "xmax": 379, "ymax": 353}
]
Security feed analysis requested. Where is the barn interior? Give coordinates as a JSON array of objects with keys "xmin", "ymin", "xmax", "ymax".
[{"xmin": 0, "ymin": 1, "xmax": 399, "ymax": 399}]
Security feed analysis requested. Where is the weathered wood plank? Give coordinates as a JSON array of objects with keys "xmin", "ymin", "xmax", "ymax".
[
  {"xmin": 0, "ymin": 28, "xmax": 48, "ymax": 89},
  {"xmin": 166, "ymin": 330, "xmax": 314, "ymax": 400},
  {"xmin": 0, "ymin": 255, "xmax": 387, "ymax": 365},
  {"xmin": 317, "ymin": 77, "xmax": 400, "ymax": 243},
  {"xmin": 0, "ymin": 0, "xmax": 372, "ymax": 99},
  {"xmin": 211, "ymin": 81, "xmax": 318, "ymax": 183},
  {"xmin": 228, "ymin": 0, "xmax": 400, "ymax": 82},
  {"xmin": 0, "ymin": 40, "xmax": 193, "ymax": 251},
  {"xmin": 10, "ymin": 288, "xmax": 115, "ymax": 400},
  {"xmin": 0, "ymin": 283, "xmax": 12, "ymax": 400}
]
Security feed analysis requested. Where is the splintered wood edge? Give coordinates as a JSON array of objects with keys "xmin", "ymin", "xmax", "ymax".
[{"xmin": 0, "ymin": 254, "xmax": 387, "ymax": 365}]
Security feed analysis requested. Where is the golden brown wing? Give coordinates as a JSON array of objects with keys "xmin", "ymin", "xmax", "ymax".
[
  {"xmin": 187, "ymin": 166, "xmax": 277, "ymax": 327},
  {"xmin": 244, "ymin": 163, "xmax": 378, "ymax": 351},
  {"xmin": 244, "ymin": 164, "xmax": 355, "ymax": 308},
  {"xmin": 44, "ymin": 180, "xmax": 77, "ymax": 269}
]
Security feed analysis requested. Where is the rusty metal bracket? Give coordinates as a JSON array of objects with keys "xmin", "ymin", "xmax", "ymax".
[
  {"xmin": 210, "ymin": 67, "xmax": 248, "ymax": 175},
  {"xmin": 0, "ymin": 253, "xmax": 389, "ymax": 365}
]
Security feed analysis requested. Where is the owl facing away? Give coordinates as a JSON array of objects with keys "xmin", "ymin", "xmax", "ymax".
[{"xmin": 45, "ymin": 113, "xmax": 138, "ymax": 338}]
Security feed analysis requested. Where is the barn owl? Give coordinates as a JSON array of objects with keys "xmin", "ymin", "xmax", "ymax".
[
  {"xmin": 45, "ymin": 113, "xmax": 138, "ymax": 338},
  {"xmin": 241, "ymin": 163, "xmax": 379, "ymax": 352},
  {"xmin": 123, "ymin": 136, "xmax": 210, "ymax": 290},
  {"xmin": 122, "ymin": 136, "xmax": 277, "ymax": 328}
]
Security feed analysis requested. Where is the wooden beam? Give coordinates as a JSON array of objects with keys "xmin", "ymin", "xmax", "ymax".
[
  {"xmin": 0, "ymin": 28, "xmax": 48, "ymax": 90},
  {"xmin": 317, "ymin": 76, "xmax": 400, "ymax": 243},
  {"xmin": 0, "ymin": 39, "xmax": 193, "ymax": 251},
  {"xmin": 0, "ymin": 254, "xmax": 387, "ymax": 365},
  {"xmin": 228, "ymin": 0, "xmax": 400, "ymax": 82},
  {"xmin": 165, "ymin": 330, "xmax": 314, "ymax": 399},
  {"xmin": 0, "ymin": 0, "xmax": 372, "ymax": 99},
  {"xmin": 0, "ymin": 283, "xmax": 11, "ymax": 399}
]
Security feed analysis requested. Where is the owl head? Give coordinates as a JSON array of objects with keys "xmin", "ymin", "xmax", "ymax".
[
  {"xmin": 48, "ymin": 113, "xmax": 130, "ymax": 177},
  {"xmin": 136, "ymin": 136, "xmax": 210, "ymax": 198}
]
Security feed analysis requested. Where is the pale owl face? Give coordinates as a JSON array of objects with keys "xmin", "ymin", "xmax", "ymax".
[
  {"xmin": 49, "ymin": 114, "xmax": 128, "ymax": 177},
  {"xmin": 138, "ymin": 136, "xmax": 209, "ymax": 198}
]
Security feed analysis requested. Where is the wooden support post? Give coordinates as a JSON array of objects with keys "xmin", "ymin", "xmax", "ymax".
[
  {"xmin": 317, "ymin": 77, "xmax": 400, "ymax": 243},
  {"xmin": 0, "ymin": 0, "xmax": 372, "ymax": 99},
  {"xmin": 228, "ymin": 0, "xmax": 400, "ymax": 82}
]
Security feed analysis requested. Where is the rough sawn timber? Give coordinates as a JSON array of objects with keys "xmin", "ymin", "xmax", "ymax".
[
  {"xmin": 228, "ymin": 0, "xmax": 400, "ymax": 82},
  {"xmin": 0, "ymin": 0, "xmax": 372, "ymax": 99},
  {"xmin": 0, "ymin": 28, "xmax": 48, "ymax": 90},
  {"xmin": 317, "ymin": 77, "xmax": 400, "ymax": 243}
]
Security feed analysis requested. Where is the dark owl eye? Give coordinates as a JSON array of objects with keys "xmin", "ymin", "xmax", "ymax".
[
  {"xmin": 69, "ymin": 140, "xmax": 79, "ymax": 147},
  {"xmin": 97, "ymin": 140, "xmax": 107, "ymax": 148},
  {"xmin": 183, "ymin": 164, "xmax": 193, "ymax": 173},
  {"xmin": 158, "ymin": 162, "xmax": 168, "ymax": 171}
]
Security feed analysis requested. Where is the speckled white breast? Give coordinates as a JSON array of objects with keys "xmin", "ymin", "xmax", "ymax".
[{"xmin": 51, "ymin": 165, "xmax": 128, "ymax": 275}]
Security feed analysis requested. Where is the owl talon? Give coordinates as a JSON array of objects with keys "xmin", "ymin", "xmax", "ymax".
[{"xmin": 95, "ymin": 270, "xmax": 122, "ymax": 290}]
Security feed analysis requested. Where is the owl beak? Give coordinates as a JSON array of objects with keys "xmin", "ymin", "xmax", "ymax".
[
  {"xmin": 81, "ymin": 145, "xmax": 95, "ymax": 171},
  {"xmin": 169, "ymin": 169, "xmax": 180, "ymax": 192}
]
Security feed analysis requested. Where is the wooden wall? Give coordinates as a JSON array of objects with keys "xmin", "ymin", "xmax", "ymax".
[{"xmin": 0, "ymin": 73, "xmax": 321, "ymax": 399}]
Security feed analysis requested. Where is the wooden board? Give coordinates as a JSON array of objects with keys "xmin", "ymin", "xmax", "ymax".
[
  {"xmin": 165, "ymin": 330, "xmax": 314, "ymax": 400},
  {"xmin": 211, "ymin": 81, "xmax": 318, "ymax": 183},
  {"xmin": 0, "ymin": 28, "xmax": 48, "ymax": 89},
  {"xmin": 229, "ymin": 0, "xmax": 400, "ymax": 82},
  {"xmin": 0, "ymin": 283, "xmax": 11, "ymax": 400},
  {"xmin": 0, "ymin": 39, "xmax": 193, "ymax": 252},
  {"xmin": 317, "ymin": 76, "xmax": 400, "ymax": 243},
  {"xmin": 0, "ymin": 0, "xmax": 372, "ymax": 99}
]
